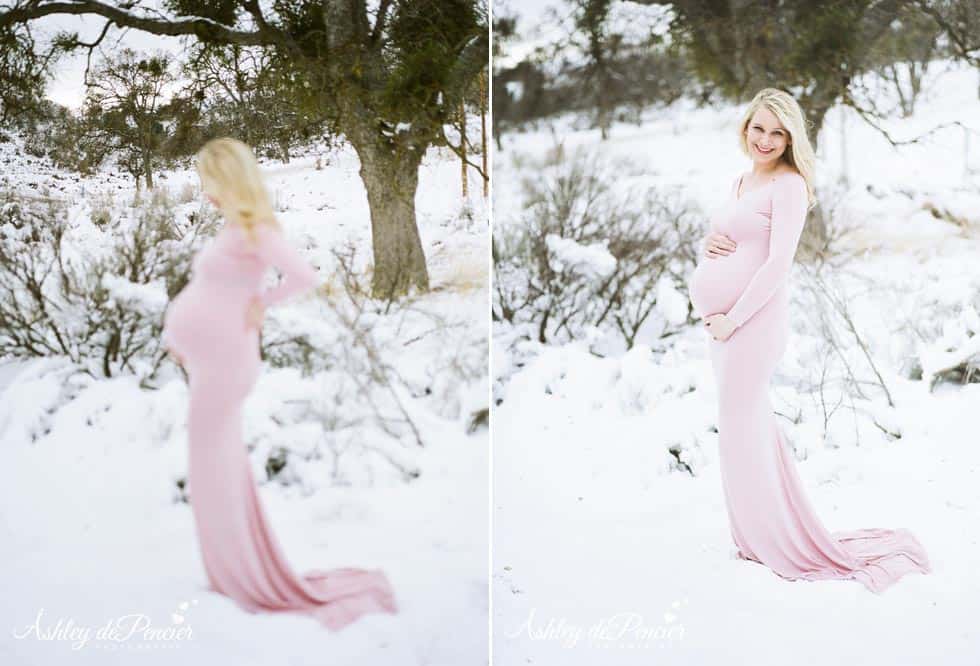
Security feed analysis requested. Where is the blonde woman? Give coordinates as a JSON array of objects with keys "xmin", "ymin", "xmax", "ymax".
[
  {"xmin": 687, "ymin": 89, "xmax": 931, "ymax": 592},
  {"xmin": 162, "ymin": 138, "xmax": 398, "ymax": 629}
]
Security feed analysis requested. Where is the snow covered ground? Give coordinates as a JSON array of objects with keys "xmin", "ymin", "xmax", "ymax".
[
  {"xmin": 491, "ymin": 60, "xmax": 980, "ymax": 664},
  {"xmin": 0, "ymin": 137, "xmax": 489, "ymax": 664}
]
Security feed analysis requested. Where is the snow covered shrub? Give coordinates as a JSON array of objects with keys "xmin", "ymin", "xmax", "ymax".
[
  {"xmin": 493, "ymin": 145, "xmax": 701, "ymax": 350},
  {"xmin": 0, "ymin": 186, "xmax": 218, "ymax": 380},
  {"xmin": 912, "ymin": 296, "xmax": 980, "ymax": 391},
  {"xmin": 89, "ymin": 190, "xmax": 114, "ymax": 229},
  {"xmin": 21, "ymin": 129, "xmax": 47, "ymax": 158},
  {"xmin": 0, "ymin": 357, "xmax": 92, "ymax": 444},
  {"xmin": 263, "ymin": 241, "xmax": 487, "ymax": 432},
  {"xmin": 248, "ymin": 241, "xmax": 487, "ymax": 487},
  {"xmin": 794, "ymin": 264, "xmax": 896, "ymax": 398},
  {"xmin": 788, "ymin": 250, "xmax": 980, "ymax": 450},
  {"xmin": 176, "ymin": 181, "xmax": 197, "ymax": 204}
]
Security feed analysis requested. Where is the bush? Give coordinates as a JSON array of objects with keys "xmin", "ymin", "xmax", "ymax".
[
  {"xmin": 22, "ymin": 103, "xmax": 112, "ymax": 175},
  {"xmin": 0, "ymin": 186, "xmax": 219, "ymax": 380},
  {"xmin": 493, "ymin": 144, "xmax": 702, "ymax": 350}
]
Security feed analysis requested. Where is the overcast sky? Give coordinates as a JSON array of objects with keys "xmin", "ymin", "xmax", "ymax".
[{"xmin": 32, "ymin": 11, "xmax": 203, "ymax": 110}]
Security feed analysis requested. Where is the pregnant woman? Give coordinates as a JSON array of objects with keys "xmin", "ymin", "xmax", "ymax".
[
  {"xmin": 162, "ymin": 138, "xmax": 398, "ymax": 629},
  {"xmin": 687, "ymin": 89, "xmax": 931, "ymax": 593}
]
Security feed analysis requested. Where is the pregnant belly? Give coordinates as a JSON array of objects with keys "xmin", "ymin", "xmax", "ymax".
[
  {"xmin": 163, "ymin": 284, "xmax": 252, "ymax": 359},
  {"xmin": 688, "ymin": 249, "xmax": 766, "ymax": 318}
]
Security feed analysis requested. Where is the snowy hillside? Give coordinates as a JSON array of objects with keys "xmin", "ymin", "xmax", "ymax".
[
  {"xmin": 0, "ymin": 134, "xmax": 489, "ymax": 665},
  {"xmin": 492, "ymin": 58, "xmax": 980, "ymax": 665}
]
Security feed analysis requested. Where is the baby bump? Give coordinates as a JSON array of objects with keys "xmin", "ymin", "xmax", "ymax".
[
  {"xmin": 688, "ymin": 247, "xmax": 767, "ymax": 318},
  {"xmin": 163, "ymin": 286, "xmax": 256, "ymax": 362}
]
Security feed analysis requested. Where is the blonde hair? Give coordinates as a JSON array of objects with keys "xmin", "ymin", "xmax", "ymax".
[
  {"xmin": 195, "ymin": 137, "xmax": 279, "ymax": 237},
  {"xmin": 737, "ymin": 88, "xmax": 817, "ymax": 211}
]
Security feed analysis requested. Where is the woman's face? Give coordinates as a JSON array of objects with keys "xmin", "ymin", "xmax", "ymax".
[{"xmin": 744, "ymin": 106, "xmax": 791, "ymax": 166}]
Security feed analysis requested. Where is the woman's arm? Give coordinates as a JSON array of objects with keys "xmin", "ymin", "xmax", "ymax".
[
  {"xmin": 253, "ymin": 225, "xmax": 319, "ymax": 308},
  {"xmin": 724, "ymin": 173, "xmax": 808, "ymax": 328}
]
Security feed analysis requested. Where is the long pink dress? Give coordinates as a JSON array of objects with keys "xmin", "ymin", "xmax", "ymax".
[
  {"xmin": 162, "ymin": 222, "xmax": 398, "ymax": 629},
  {"xmin": 688, "ymin": 170, "xmax": 931, "ymax": 593}
]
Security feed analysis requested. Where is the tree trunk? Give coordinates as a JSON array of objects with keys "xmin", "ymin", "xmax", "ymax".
[
  {"xmin": 480, "ymin": 70, "xmax": 489, "ymax": 198},
  {"xmin": 142, "ymin": 146, "xmax": 154, "ymax": 190},
  {"xmin": 353, "ymin": 140, "xmax": 430, "ymax": 299},
  {"xmin": 798, "ymin": 88, "xmax": 840, "ymax": 251},
  {"xmin": 460, "ymin": 99, "xmax": 468, "ymax": 197}
]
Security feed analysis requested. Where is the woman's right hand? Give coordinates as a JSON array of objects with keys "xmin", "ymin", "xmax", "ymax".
[{"xmin": 703, "ymin": 232, "xmax": 737, "ymax": 258}]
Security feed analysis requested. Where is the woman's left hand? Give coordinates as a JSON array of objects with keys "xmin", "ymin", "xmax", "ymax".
[
  {"xmin": 704, "ymin": 313, "xmax": 735, "ymax": 341},
  {"xmin": 245, "ymin": 296, "xmax": 265, "ymax": 330}
]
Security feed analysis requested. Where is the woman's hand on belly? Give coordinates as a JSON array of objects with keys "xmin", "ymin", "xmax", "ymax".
[
  {"xmin": 689, "ymin": 238, "xmax": 767, "ymax": 319},
  {"xmin": 703, "ymin": 232, "xmax": 737, "ymax": 259},
  {"xmin": 704, "ymin": 313, "xmax": 736, "ymax": 341}
]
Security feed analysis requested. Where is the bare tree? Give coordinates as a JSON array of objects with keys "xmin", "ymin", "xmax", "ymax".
[
  {"xmin": 84, "ymin": 48, "xmax": 176, "ymax": 190},
  {"xmin": 179, "ymin": 43, "xmax": 317, "ymax": 163}
]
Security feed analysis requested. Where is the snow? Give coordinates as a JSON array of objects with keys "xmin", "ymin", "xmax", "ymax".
[
  {"xmin": 492, "ymin": 57, "xmax": 980, "ymax": 664},
  {"xmin": 656, "ymin": 275, "xmax": 689, "ymax": 327},
  {"xmin": 545, "ymin": 234, "xmax": 616, "ymax": 279},
  {"xmin": 0, "ymin": 129, "xmax": 489, "ymax": 662},
  {"xmin": 101, "ymin": 274, "xmax": 170, "ymax": 313}
]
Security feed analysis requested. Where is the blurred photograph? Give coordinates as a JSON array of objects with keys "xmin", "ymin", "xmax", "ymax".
[{"xmin": 0, "ymin": 1, "xmax": 489, "ymax": 664}]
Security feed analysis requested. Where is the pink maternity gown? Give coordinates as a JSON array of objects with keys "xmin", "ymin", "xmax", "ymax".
[
  {"xmin": 688, "ymin": 171, "xmax": 931, "ymax": 593},
  {"xmin": 161, "ymin": 222, "xmax": 398, "ymax": 629}
]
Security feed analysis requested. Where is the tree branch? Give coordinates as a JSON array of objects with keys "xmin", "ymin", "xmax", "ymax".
[
  {"xmin": 842, "ymin": 89, "xmax": 977, "ymax": 147},
  {"xmin": 0, "ymin": 0, "xmax": 268, "ymax": 45},
  {"xmin": 913, "ymin": 0, "xmax": 980, "ymax": 65},
  {"xmin": 441, "ymin": 30, "xmax": 490, "ymax": 112},
  {"xmin": 370, "ymin": 0, "xmax": 392, "ymax": 44}
]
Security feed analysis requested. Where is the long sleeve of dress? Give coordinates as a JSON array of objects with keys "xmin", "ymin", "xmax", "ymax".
[
  {"xmin": 725, "ymin": 173, "xmax": 808, "ymax": 329},
  {"xmin": 253, "ymin": 225, "xmax": 319, "ymax": 308}
]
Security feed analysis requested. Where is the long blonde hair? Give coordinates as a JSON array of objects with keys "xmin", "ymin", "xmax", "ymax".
[
  {"xmin": 737, "ymin": 88, "xmax": 817, "ymax": 211},
  {"xmin": 195, "ymin": 137, "xmax": 279, "ymax": 237}
]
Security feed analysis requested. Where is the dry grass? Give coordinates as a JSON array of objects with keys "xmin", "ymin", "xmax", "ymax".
[{"xmin": 89, "ymin": 189, "xmax": 115, "ymax": 228}]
